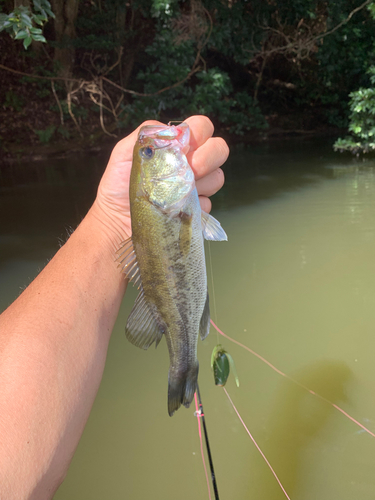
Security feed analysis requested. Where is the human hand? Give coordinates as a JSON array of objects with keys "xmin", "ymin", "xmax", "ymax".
[{"xmin": 91, "ymin": 115, "xmax": 229, "ymax": 247}]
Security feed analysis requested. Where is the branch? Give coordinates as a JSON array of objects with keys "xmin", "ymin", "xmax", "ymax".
[
  {"xmin": 51, "ymin": 80, "xmax": 64, "ymax": 125},
  {"xmin": 98, "ymin": 78, "xmax": 117, "ymax": 137},
  {"xmin": 0, "ymin": 63, "xmax": 81, "ymax": 83},
  {"xmin": 101, "ymin": 61, "xmax": 201, "ymax": 97},
  {"xmin": 66, "ymin": 82, "xmax": 84, "ymax": 138},
  {"xmin": 0, "ymin": 58, "xmax": 201, "ymax": 97},
  {"xmin": 0, "ymin": 41, "xmax": 204, "ymax": 135},
  {"xmin": 315, "ymin": 0, "xmax": 372, "ymax": 41},
  {"xmin": 258, "ymin": 0, "xmax": 372, "ymax": 60},
  {"xmin": 103, "ymin": 46, "xmax": 123, "ymax": 77}
]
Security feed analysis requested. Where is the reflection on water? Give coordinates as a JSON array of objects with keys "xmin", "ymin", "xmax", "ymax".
[
  {"xmin": 2, "ymin": 140, "xmax": 375, "ymax": 499},
  {"xmin": 249, "ymin": 360, "xmax": 352, "ymax": 499}
]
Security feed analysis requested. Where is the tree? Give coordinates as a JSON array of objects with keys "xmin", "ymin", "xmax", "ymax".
[
  {"xmin": 51, "ymin": 0, "xmax": 79, "ymax": 77},
  {"xmin": 334, "ymin": 1, "xmax": 375, "ymax": 153},
  {"xmin": 0, "ymin": 0, "xmax": 54, "ymax": 48},
  {"xmin": 1, "ymin": 0, "xmax": 375, "ymax": 150}
]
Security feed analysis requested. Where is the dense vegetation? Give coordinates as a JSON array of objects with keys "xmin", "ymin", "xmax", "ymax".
[{"xmin": 1, "ymin": 0, "xmax": 375, "ymax": 157}]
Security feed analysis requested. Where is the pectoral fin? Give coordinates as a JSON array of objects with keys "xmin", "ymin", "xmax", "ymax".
[
  {"xmin": 199, "ymin": 292, "xmax": 210, "ymax": 340},
  {"xmin": 201, "ymin": 211, "xmax": 228, "ymax": 241},
  {"xmin": 116, "ymin": 238, "xmax": 141, "ymax": 287},
  {"xmin": 126, "ymin": 290, "xmax": 165, "ymax": 350}
]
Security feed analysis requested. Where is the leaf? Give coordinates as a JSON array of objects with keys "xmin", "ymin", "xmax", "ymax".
[
  {"xmin": 46, "ymin": 9, "xmax": 55, "ymax": 18},
  {"xmin": 20, "ymin": 12, "xmax": 33, "ymax": 28},
  {"xmin": 0, "ymin": 18, "xmax": 12, "ymax": 32},
  {"xmin": 15, "ymin": 29, "xmax": 28, "ymax": 40},
  {"xmin": 32, "ymin": 15, "xmax": 45, "ymax": 25},
  {"xmin": 31, "ymin": 33, "xmax": 46, "ymax": 42},
  {"xmin": 44, "ymin": 7, "xmax": 55, "ymax": 19},
  {"xmin": 29, "ymin": 27, "xmax": 43, "ymax": 34},
  {"xmin": 23, "ymin": 36, "xmax": 32, "ymax": 49}
]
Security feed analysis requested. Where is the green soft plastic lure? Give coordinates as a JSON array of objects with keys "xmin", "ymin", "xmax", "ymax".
[{"xmin": 211, "ymin": 345, "xmax": 239, "ymax": 387}]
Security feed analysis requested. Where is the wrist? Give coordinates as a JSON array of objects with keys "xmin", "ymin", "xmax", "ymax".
[
  {"xmin": 57, "ymin": 205, "xmax": 129, "ymax": 298},
  {"xmin": 87, "ymin": 200, "xmax": 131, "ymax": 255}
]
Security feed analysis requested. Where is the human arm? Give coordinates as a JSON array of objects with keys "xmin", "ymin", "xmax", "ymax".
[{"xmin": 0, "ymin": 116, "xmax": 229, "ymax": 499}]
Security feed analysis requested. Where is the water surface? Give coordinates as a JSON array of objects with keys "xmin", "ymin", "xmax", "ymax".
[{"xmin": 1, "ymin": 140, "xmax": 375, "ymax": 499}]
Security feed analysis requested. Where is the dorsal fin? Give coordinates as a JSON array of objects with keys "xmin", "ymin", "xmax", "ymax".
[{"xmin": 116, "ymin": 237, "xmax": 141, "ymax": 287}]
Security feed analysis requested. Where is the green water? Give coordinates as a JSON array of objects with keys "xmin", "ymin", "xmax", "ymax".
[{"xmin": 1, "ymin": 140, "xmax": 375, "ymax": 499}]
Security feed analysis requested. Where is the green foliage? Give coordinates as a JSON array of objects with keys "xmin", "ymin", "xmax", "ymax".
[
  {"xmin": 287, "ymin": 0, "xmax": 374, "ymax": 125},
  {"xmin": 334, "ymin": 81, "xmax": 375, "ymax": 153},
  {"xmin": 57, "ymin": 126, "xmax": 71, "ymax": 139},
  {"xmin": 323, "ymin": 107, "xmax": 349, "ymax": 129},
  {"xmin": 150, "ymin": 0, "xmax": 178, "ymax": 19},
  {"xmin": 186, "ymin": 72, "xmax": 267, "ymax": 134},
  {"xmin": 49, "ymin": 98, "xmax": 88, "ymax": 121},
  {"xmin": 0, "ymin": 0, "xmax": 54, "ymax": 49},
  {"xmin": 3, "ymin": 0, "xmax": 375, "ymax": 142},
  {"xmin": 368, "ymin": 0, "xmax": 375, "ymax": 18},
  {"xmin": 34, "ymin": 125, "xmax": 56, "ymax": 143},
  {"xmin": 334, "ymin": 1, "xmax": 375, "ymax": 154},
  {"xmin": 121, "ymin": 27, "xmax": 267, "ymax": 132},
  {"xmin": 4, "ymin": 90, "xmax": 25, "ymax": 112},
  {"xmin": 122, "ymin": 68, "xmax": 267, "ymax": 133},
  {"xmin": 227, "ymin": 92, "xmax": 268, "ymax": 135}
]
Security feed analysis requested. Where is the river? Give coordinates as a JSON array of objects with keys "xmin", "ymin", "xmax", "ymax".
[{"xmin": 1, "ymin": 138, "xmax": 375, "ymax": 499}]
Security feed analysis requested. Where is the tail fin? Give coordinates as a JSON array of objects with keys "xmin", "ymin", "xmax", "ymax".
[{"xmin": 168, "ymin": 362, "xmax": 199, "ymax": 417}]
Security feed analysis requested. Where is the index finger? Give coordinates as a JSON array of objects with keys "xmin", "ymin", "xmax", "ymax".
[
  {"xmin": 184, "ymin": 115, "xmax": 215, "ymax": 152},
  {"xmin": 109, "ymin": 120, "xmax": 163, "ymax": 165}
]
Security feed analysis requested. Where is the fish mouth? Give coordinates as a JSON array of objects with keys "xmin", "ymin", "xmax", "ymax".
[{"xmin": 139, "ymin": 123, "xmax": 190, "ymax": 153}]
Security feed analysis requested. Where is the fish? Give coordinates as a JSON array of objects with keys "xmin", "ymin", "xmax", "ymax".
[{"xmin": 117, "ymin": 122, "xmax": 227, "ymax": 416}]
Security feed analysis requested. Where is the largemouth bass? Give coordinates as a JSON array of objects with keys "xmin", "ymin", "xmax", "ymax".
[{"xmin": 118, "ymin": 123, "xmax": 227, "ymax": 416}]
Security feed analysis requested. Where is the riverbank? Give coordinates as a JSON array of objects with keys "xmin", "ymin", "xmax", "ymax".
[{"xmin": 0, "ymin": 112, "xmax": 342, "ymax": 165}]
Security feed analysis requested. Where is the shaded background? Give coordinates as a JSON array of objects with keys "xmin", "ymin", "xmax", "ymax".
[{"xmin": 1, "ymin": 0, "xmax": 375, "ymax": 157}]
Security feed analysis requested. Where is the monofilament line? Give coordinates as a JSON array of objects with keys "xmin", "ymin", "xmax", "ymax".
[
  {"xmin": 223, "ymin": 387, "xmax": 291, "ymax": 500},
  {"xmin": 211, "ymin": 319, "xmax": 375, "ymax": 438}
]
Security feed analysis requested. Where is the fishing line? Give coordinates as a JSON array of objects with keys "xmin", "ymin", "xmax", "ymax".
[
  {"xmin": 211, "ymin": 319, "xmax": 375, "ymax": 439},
  {"xmin": 195, "ymin": 383, "xmax": 220, "ymax": 500},
  {"xmin": 223, "ymin": 387, "xmax": 291, "ymax": 500}
]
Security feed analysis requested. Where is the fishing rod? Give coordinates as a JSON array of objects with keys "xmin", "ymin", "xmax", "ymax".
[{"xmin": 196, "ymin": 383, "xmax": 220, "ymax": 500}]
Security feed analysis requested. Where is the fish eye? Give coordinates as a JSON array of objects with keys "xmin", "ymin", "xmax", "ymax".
[{"xmin": 140, "ymin": 146, "xmax": 155, "ymax": 159}]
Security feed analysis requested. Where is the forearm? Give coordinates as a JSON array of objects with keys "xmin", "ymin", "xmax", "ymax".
[{"xmin": 0, "ymin": 206, "xmax": 127, "ymax": 499}]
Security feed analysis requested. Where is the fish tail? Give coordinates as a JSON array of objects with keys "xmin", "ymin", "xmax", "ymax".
[{"xmin": 168, "ymin": 362, "xmax": 199, "ymax": 417}]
